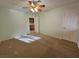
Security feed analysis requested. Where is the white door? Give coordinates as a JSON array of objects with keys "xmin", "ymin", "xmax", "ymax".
[{"xmin": 63, "ymin": 10, "xmax": 79, "ymax": 43}]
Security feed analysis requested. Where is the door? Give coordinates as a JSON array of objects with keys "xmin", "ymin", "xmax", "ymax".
[
  {"xmin": 29, "ymin": 18, "xmax": 35, "ymax": 33},
  {"xmin": 63, "ymin": 10, "xmax": 79, "ymax": 43}
]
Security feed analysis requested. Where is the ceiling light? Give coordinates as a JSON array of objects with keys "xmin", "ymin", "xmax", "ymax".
[
  {"xmin": 34, "ymin": 8, "xmax": 38, "ymax": 12},
  {"xmin": 30, "ymin": 8, "xmax": 35, "ymax": 12},
  {"xmin": 28, "ymin": 0, "xmax": 45, "ymax": 12}
]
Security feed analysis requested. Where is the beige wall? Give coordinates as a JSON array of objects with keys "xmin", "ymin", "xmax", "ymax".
[
  {"xmin": 0, "ymin": 8, "xmax": 28, "ymax": 41},
  {"xmin": 39, "ymin": 1, "xmax": 79, "ymax": 45},
  {"xmin": 39, "ymin": 8, "xmax": 63, "ymax": 39},
  {"xmin": 0, "ymin": 8, "xmax": 39, "ymax": 41}
]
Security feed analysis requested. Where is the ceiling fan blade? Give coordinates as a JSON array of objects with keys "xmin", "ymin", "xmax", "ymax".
[
  {"xmin": 28, "ymin": 0, "xmax": 32, "ymax": 4},
  {"xmin": 38, "ymin": 4, "xmax": 45, "ymax": 7}
]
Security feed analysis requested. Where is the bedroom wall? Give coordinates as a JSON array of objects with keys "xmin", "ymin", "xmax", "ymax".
[
  {"xmin": 39, "ymin": 1, "xmax": 79, "ymax": 44},
  {"xmin": 0, "ymin": 8, "xmax": 29, "ymax": 41},
  {"xmin": 39, "ymin": 8, "xmax": 63, "ymax": 39}
]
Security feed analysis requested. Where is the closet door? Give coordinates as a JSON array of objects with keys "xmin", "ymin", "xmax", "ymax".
[{"xmin": 63, "ymin": 10, "xmax": 79, "ymax": 42}]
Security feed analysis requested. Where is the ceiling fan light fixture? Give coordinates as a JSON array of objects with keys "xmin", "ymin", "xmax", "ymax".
[
  {"xmin": 31, "ymin": 2, "xmax": 36, "ymax": 7},
  {"xmin": 28, "ymin": 0, "xmax": 45, "ymax": 12},
  {"xmin": 30, "ymin": 8, "xmax": 35, "ymax": 12},
  {"xmin": 34, "ymin": 8, "xmax": 38, "ymax": 12}
]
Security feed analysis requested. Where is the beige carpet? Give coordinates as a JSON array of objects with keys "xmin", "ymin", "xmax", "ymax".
[{"xmin": 0, "ymin": 33, "xmax": 79, "ymax": 58}]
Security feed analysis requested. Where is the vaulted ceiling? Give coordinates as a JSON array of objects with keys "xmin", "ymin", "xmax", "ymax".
[{"xmin": 0, "ymin": 0, "xmax": 79, "ymax": 12}]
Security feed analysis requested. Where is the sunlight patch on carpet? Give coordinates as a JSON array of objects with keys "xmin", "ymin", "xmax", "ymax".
[{"xmin": 14, "ymin": 35, "xmax": 41, "ymax": 43}]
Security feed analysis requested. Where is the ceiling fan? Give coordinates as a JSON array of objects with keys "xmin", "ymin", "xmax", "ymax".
[{"xmin": 23, "ymin": 0, "xmax": 45, "ymax": 12}]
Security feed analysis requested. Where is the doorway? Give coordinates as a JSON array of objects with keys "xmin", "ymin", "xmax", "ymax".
[{"xmin": 29, "ymin": 17, "xmax": 35, "ymax": 33}]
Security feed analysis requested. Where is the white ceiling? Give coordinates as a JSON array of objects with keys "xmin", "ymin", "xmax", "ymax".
[{"xmin": 0, "ymin": 0, "xmax": 79, "ymax": 12}]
